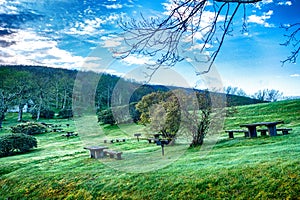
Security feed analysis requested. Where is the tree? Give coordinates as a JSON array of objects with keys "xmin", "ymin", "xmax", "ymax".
[
  {"xmin": 181, "ymin": 91, "xmax": 212, "ymax": 147},
  {"xmin": 281, "ymin": 23, "xmax": 300, "ymax": 65},
  {"xmin": 253, "ymin": 89, "xmax": 282, "ymax": 102},
  {"xmin": 0, "ymin": 68, "xmax": 26, "ymax": 127},
  {"xmin": 136, "ymin": 90, "xmax": 212, "ymax": 146},
  {"xmin": 0, "ymin": 91, "xmax": 7, "ymax": 128},
  {"xmin": 136, "ymin": 91, "xmax": 181, "ymax": 139},
  {"xmin": 97, "ymin": 108, "xmax": 116, "ymax": 125},
  {"xmin": 115, "ymin": 0, "xmax": 262, "ymax": 77},
  {"xmin": 225, "ymin": 86, "xmax": 247, "ymax": 97},
  {"xmin": 265, "ymin": 89, "xmax": 283, "ymax": 102},
  {"xmin": 10, "ymin": 71, "xmax": 34, "ymax": 122}
]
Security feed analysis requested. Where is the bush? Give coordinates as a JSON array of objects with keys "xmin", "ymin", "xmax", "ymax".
[
  {"xmin": 11, "ymin": 122, "xmax": 48, "ymax": 135},
  {"xmin": 0, "ymin": 133, "xmax": 37, "ymax": 157},
  {"xmin": 31, "ymin": 108, "xmax": 55, "ymax": 119},
  {"xmin": 97, "ymin": 108, "xmax": 116, "ymax": 125},
  {"xmin": 58, "ymin": 109, "xmax": 73, "ymax": 119},
  {"xmin": 97, "ymin": 103, "xmax": 140, "ymax": 125}
]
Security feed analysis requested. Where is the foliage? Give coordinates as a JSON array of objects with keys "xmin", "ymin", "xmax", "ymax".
[
  {"xmin": 58, "ymin": 109, "xmax": 73, "ymax": 119},
  {"xmin": 97, "ymin": 103, "xmax": 140, "ymax": 125},
  {"xmin": 97, "ymin": 108, "xmax": 116, "ymax": 125},
  {"xmin": 136, "ymin": 90, "xmax": 212, "ymax": 145},
  {"xmin": 31, "ymin": 108, "xmax": 55, "ymax": 119},
  {"xmin": 136, "ymin": 91, "xmax": 181, "ymax": 139},
  {"xmin": 180, "ymin": 91, "xmax": 212, "ymax": 147},
  {"xmin": 1, "ymin": 65, "xmax": 263, "ymax": 129},
  {"xmin": 129, "ymin": 102, "xmax": 140, "ymax": 123},
  {"xmin": 11, "ymin": 122, "xmax": 48, "ymax": 135},
  {"xmin": 0, "ymin": 133, "xmax": 37, "ymax": 157}
]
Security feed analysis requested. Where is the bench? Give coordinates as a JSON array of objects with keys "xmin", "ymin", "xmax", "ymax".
[
  {"xmin": 147, "ymin": 138, "xmax": 157, "ymax": 143},
  {"xmin": 257, "ymin": 129, "xmax": 268, "ymax": 136},
  {"xmin": 277, "ymin": 128, "xmax": 292, "ymax": 135},
  {"xmin": 61, "ymin": 132, "xmax": 78, "ymax": 137},
  {"xmin": 104, "ymin": 139, "xmax": 126, "ymax": 143},
  {"xmin": 103, "ymin": 149, "xmax": 123, "ymax": 160},
  {"xmin": 225, "ymin": 130, "xmax": 249, "ymax": 138},
  {"xmin": 53, "ymin": 128, "xmax": 64, "ymax": 132},
  {"xmin": 134, "ymin": 133, "xmax": 141, "ymax": 141},
  {"xmin": 257, "ymin": 128, "xmax": 292, "ymax": 136}
]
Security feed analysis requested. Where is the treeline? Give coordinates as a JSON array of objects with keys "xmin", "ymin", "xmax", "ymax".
[
  {"xmin": 224, "ymin": 86, "xmax": 283, "ymax": 102},
  {"xmin": 0, "ymin": 65, "xmax": 265, "ymax": 128},
  {"xmin": 0, "ymin": 65, "xmax": 170, "ymax": 127}
]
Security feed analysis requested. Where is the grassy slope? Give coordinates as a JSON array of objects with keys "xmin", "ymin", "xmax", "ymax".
[{"xmin": 0, "ymin": 100, "xmax": 299, "ymax": 199}]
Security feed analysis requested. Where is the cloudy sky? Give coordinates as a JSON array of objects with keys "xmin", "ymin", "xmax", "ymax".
[{"xmin": 0, "ymin": 0, "xmax": 299, "ymax": 96}]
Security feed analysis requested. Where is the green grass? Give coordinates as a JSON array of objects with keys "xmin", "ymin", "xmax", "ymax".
[{"xmin": 1, "ymin": 100, "xmax": 300, "ymax": 199}]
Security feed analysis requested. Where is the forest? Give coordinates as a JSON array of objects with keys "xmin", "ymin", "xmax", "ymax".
[{"xmin": 0, "ymin": 65, "xmax": 264, "ymax": 128}]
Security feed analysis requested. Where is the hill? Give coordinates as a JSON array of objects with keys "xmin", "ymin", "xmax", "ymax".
[
  {"xmin": 0, "ymin": 65, "xmax": 264, "ymax": 111},
  {"xmin": 0, "ymin": 99, "xmax": 299, "ymax": 199}
]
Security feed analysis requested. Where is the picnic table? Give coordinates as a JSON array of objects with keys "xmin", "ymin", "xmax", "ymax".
[
  {"xmin": 240, "ymin": 121, "xmax": 284, "ymax": 137},
  {"xmin": 84, "ymin": 146, "xmax": 108, "ymax": 159}
]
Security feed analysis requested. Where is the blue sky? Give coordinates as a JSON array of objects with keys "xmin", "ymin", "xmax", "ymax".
[{"xmin": 0, "ymin": 0, "xmax": 299, "ymax": 96}]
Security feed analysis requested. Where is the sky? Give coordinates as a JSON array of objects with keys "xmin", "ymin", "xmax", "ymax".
[{"xmin": 0, "ymin": 0, "xmax": 299, "ymax": 97}]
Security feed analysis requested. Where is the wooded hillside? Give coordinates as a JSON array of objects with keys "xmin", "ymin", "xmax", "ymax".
[{"xmin": 0, "ymin": 65, "xmax": 264, "ymax": 127}]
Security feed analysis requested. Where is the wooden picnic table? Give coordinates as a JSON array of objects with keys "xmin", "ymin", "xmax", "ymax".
[
  {"xmin": 240, "ymin": 121, "xmax": 284, "ymax": 137},
  {"xmin": 84, "ymin": 146, "xmax": 108, "ymax": 159}
]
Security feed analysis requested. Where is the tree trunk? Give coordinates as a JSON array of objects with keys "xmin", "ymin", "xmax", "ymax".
[
  {"xmin": 62, "ymin": 89, "xmax": 67, "ymax": 109},
  {"xmin": 0, "ymin": 112, "xmax": 4, "ymax": 128},
  {"xmin": 55, "ymin": 83, "xmax": 59, "ymax": 109},
  {"xmin": 107, "ymin": 87, "xmax": 110, "ymax": 108},
  {"xmin": 0, "ymin": 91, "xmax": 5, "ymax": 128},
  {"xmin": 36, "ymin": 94, "xmax": 43, "ymax": 121},
  {"xmin": 18, "ymin": 104, "xmax": 24, "ymax": 122}
]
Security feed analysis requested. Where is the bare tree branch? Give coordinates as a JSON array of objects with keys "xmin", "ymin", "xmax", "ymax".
[
  {"xmin": 114, "ymin": 0, "xmax": 262, "ymax": 79},
  {"xmin": 281, "ymin": 23, "xmax": 300, "ymax": 65}
]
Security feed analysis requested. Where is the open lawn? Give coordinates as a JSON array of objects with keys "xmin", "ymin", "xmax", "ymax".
[{"xmin": 0, "ymin": 100, "xmax": 300, "ymax": 199}]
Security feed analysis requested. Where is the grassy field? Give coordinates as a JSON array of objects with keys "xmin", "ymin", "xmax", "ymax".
[{"xmin": 0, "ymin": 100, "xmax": 300, "ymax": 199}]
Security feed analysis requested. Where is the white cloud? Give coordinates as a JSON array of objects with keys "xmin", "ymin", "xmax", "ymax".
[
  {"xmin": 65, "ymin": 13, "xmax": 122, "ymax": 36},
  {"xmin": 248, "ymin": 10, "xmax": 274, "ymax": 27},
  {"xmin": 105, "ymin": 4, "xmax": 123, "ymax": 9},
  {"xmin": 189, "ymin": 43, "xmax": 212, "ymax": 51},
  {"xmin": 0, "ymin": 2, "xmax": 18, "ymax": 14},
  {"xmin": 278, "ymin": 1, "xmax": 292, "ymax": 6},
  {"xmin": 103, "ymin": 39, "xmax": 122, "ymax": 48},
  {"xmin": 85, "ymin": 57, "xmax": 102, "ymax": 62},
  {"xmin": 255, "ymin": 0, "xmax": 273, "ymax": 9},
  {"xmin": 101, "ymin": 35, "xmax": 123, "ymax": 48},
  {"xmin": 122, "ymin": 55, "xmax": 155, "ymax": 65},
  {"xmin": 290, "ymin": 74, "xmax": 300, "ymax": 77},
  {"xmin": 66, "ymin": 17, "xmax": 105, "ymax": 35},
  {"xmin": 0, "ymin": 30, "xmax": 85, "ymax": 69}
]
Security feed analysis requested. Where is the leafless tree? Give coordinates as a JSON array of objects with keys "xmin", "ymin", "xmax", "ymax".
[
  {"xmin": 281, "ymin": 23, "xmax": 300, "ymax": 65},
  {"xmin": 115, "ymin": 0, "xmax": 262, "ymax": 78}
]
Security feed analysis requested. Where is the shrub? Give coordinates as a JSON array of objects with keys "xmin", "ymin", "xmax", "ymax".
[
  {"xmin": 97, "ymin": 108, "xmax": 116, "ymax": 125},
  {"xmin": 58, "ymin": 109, "xmax": 73, "ymax": 119},
  {"xmin": 0, "ymin": 133, "xmax": 37, "ymax": 157},
  {"xmin": 97, "ymin": 103, "xmax": 140, "ymax": 125},
  {"xmin": 31, "ymin": 108, "xmax": 55, "ymax": 119},
  {"xmin": 11, "ymin": 122, "xmax": 48, "ymax": 135}
]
